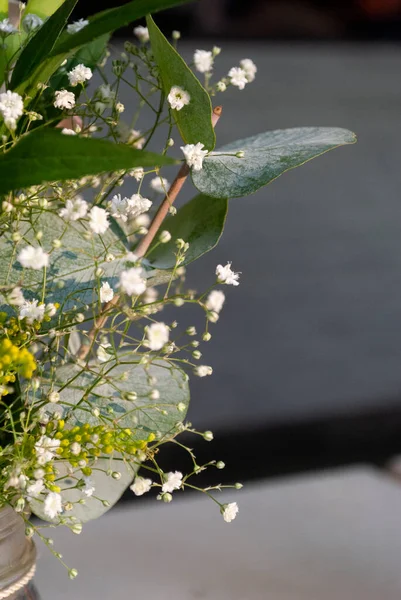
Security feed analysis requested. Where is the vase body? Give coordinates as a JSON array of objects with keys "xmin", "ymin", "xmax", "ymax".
[{"xmin": 0, "ymin": 506, "xmax": 39, "ymax": 600}]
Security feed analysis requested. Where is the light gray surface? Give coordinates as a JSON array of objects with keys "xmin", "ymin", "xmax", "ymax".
[
  {"xmin": 111, "ymin": 43, "xmax": 401, "ymax": 429},
  {"xmin": 36, "ymin": 467, "xmax": 401, "ymax": 599}
]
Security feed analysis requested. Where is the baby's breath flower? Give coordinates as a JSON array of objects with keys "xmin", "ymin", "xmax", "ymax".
[
  {"xmin": 18, "ymin": 246, "xmax": 49, "ymax": 270},
  {"xmin": 181, "ymin": 142, "xmax": 208, "ymax": 171},
  {"xmin": 0, "ymin": 90, "xmax": 24, "ymax": 130},
  {"xmin": 35, "ymin": 436, "xmax": 60, "ymax": 465},
  {"xmin": 59, "ymin": 196, "xmax": 88, "ymax": 221},
  {"xmin": 240, "ymin": 58, "xmax": 257, "ymax": 82},
  {"xmin": 217, "ymin": 81, "xmax": 227, "ymax": 92},
  {"xmin": 221, "ymin": 502, "xmax": 239, "ymax": 523},
  {"xmin": 44, "ymin": 492, "xmax": 63, "ymax": 519},
  {"xmin": 228, "ymin": 67, "xmax": 248, "ymax": 90},
  {"xmin": 150, "ymin": 176, "xmax": 170, "ymax": 194},
  {"xmin": 45, "ymin": 303, "xmax": 57, "ymax": 317},
  {"xmin": 162, "ymin": 471, "xmax": 183, "ymax": 493},
  {"xmin": 6, "ymin": 287, "xmax": 25, "ymax": 306},
  {"xmin": 68, "ymin": 64, "xmax": 93, "ymax": 87},
  {"xmin": 195, "ymin": 365, "xmax": 213, "ymax": 377},
  {"xmin": 216, "ymin": 262, "xmax": 240, "ymax": 286},
  {"xmin": 130, "ymin": 476, "xmax": 152, "ymax": 496},
  {"xmin": 172, "ymin": 30, "xmax": 181, "ymax": 40},
  {"xmin": 100, "ymin": 282, "xmax": 114, "ymax": 303},
  {"xmin": 119, "ymin": 268, "xmax": 147, "ymax": 296},
  {"xmin": 205, "ymin": 290, "xmax": 225, "ymax": 313},
  {"xmin": 193, "ymin": 49, "xmax": 213, "ymax": 73},
  {"xmin": 145, "ymin": 322, "xmax": 169, "ymax": 351},
  {"xmin": 26, "ymin": 479, "xmax": 44, "ymax": 498},
  {"xmin": 89, "ymin": 206, "xmax": 109, "ymax": 234},
  {"xmin": 54, "ymin": 89, "xmax": 75, "ymax": 110},
  {"xmin": 67, "ymin": 19, "xmax": 89, "ymax": 34},
  {"xmin": 203, "ymin": 430, "xmax": 214, "ymax": 441},
  {"xmin": 167, "ymin": 86, "xmax": 191, "ymax": 111},
  {"xmin": 0, "ymin": 18, "xmax": 18, "ymax": 34},
  {"xmin": 115, "ymin": 102, "xmax": 125, "ymax": 113},
  {"xmin": 22, "ymin": 13, "xmax": 43, "ymax": 32},
  {"xmin": 133, "ymin": 25, "xmax": 149, "ymax": 43},
  {"xmin": 130, "ymin": 167, "xmax": 144, "ymax": 181},
  {"xmin": 83, "ymin": 477, "xmax": 95, "ymax": 497},
  {"xmin": 61, "ymin": 128, "xmax": 76, "ymax": 135},
  {"xmin": 159, "ymin": 230, "xmax": 171, "ymax": 244}
]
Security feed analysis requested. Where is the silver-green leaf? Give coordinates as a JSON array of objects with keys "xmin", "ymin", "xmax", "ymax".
[{"xmin": 191, "ymin": 127, "xmax": 356, "ymax": 199}]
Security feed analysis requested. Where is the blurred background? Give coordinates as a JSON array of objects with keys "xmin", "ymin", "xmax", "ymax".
[{"xmin": 35, "ymin": 1, "xmax": 401, "ymax": 597}]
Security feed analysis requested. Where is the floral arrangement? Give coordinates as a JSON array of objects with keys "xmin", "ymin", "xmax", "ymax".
[{"xmin": 0, "ymin": 0, "xmax": 355, "ymax": 578}]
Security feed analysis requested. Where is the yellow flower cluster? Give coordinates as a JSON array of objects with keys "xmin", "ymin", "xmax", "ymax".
[{"xmin": 0, "ymin": 337, "xmax": 36, "ymax": 395}]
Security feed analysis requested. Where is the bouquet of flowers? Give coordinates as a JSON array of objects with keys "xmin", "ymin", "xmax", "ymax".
[{"xmin": 0, "ymin": 0, "xmax": 355, "ymax": 578}]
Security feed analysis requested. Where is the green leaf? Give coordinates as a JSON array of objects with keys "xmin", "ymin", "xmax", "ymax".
[
  {"xmin": 147, "ymin": 194, "xmax": 228, "ymax": 269},
  {"xmin": 192, "ymin": 127, "xmax": 357, "ymax": 199},
  {"xmin": 29, "ymin": 357, "xmax": 189, "ymax": 522},
  {"xmin": 0, "ymin": 128, "xmax": 178, "ymax": 195},
  {"xmin": 10, "ymin": 0, "xmax": 78, "ymax": 90},
  {"xmin": 24, "ymin": 0, "xmax": 66, "ymax": 19},
  {"xmin": 0, "ymin": 0, "xmax": 8, "ymax": 19},
  {"xmin": 0, "ymin": 211, "xmax": 127, "ymax": 310},
  {"xmin": 50, "ymin": 0, "xmax": 194, "ymax": 57},
  {"xmin": 147, "ymin": 15, "xmax": 215, "ymax": 150}
]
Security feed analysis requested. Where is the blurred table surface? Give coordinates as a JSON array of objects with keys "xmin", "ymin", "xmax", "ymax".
[
  {"xmin": 108, "ymin": 42, "xmax": 401, "ymax": 431},
  {"xmin": 36, "ymin": 466, "xmax": 401, "ymax": 599}
]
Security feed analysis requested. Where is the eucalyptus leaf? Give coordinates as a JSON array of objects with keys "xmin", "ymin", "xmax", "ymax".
[
  {"xmin": 50, "ymin": 0, "xmax": 194, "ymax": 57},
  {"xmin": 192, "ymin": 127, "xmax": 357, "ymax": 199},
  {"xmin": 148, "ymin": 194, "xmax": 228, "ymax": 269},
  {"xmin": 24, "ymin": 0, "xmax": 65, "ymax": 19},
  {"xmin": 0, "ymin": 211, "xmax": 127, "ymax": 309},
  {"xmin": 0, "ymin": 128, "xmax": 177, "ymax": 195},
  {"xmin": 147, "ymin": 16, "xmax": 216, "ymax": 150},
  {"xmin": 10, "ymin": 0, "xmax": 78, "ymax": 89}
]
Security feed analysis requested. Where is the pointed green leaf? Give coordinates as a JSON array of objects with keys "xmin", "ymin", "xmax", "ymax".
[
  {"xmin": 147, "ymin": 194, "xmax": 228, "ymax": 269},
  {"xmin": 0, "ymin": 0, "xmax": 8, "ymax": 19},
  {"xmin": 0, "ymin": 128, "xmax": 178, "ymax": 195},
  {"xmin": 24, "ymin": 0, "xmax": 65, "ymax": 19},
  {"xmin": 192, "ymin": 127, "xmax": 357, "ymax": 199},
  {"xmin": 147, "ymin": 16, "xmax": 215, "ymax": 150},
  {"xmin": 50, "ymin": 0, "xmax": 193, "ymax": 57},
  {"xmin": 11, "ymin": 0, "xmax": 78, "ymax": 89}
]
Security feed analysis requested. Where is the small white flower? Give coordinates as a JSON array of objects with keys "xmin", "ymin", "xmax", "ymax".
[
  {"xmin": 217, "ymin": 81, "xmax": 227, "ymax": 92},
  {"xmin": 6, "ymin": 287, "xmax": 25, "ymax": 306},
  {"xmin": 195, "ymin": 365, "xmax": 213, "ymax": 377},
  {"xmin": 150, "ymin": 176, "xmax": 170, "ymax": 194},
  {"xmin": 67, "ymin": 19, "xmax": 89, "ymax": 34},
  {"xmin": 48, "ymin": 391, "xmax": 60, "ymax": 403},
  {"xmin": 100, "ymin": 281, "xmax": 114, "ymax": 303},
  {"xmin": 193, "ymin": 49, "xmax": 213, "ymax": 73},
  {"xmin": 45, "ymin": 303, "xmax": 57, "ymax": 317},
  {"xmin": 54, "ymin": 89, "xmax": 75, "ymax": 110},
  {"xmin": 205, "ymin": 290, "xmax": 225, "ymax": 314},
  {"xmin": 181, "ymin": 142, "xmax": 208, "ymax": 172},
  {"xmin": 0, "ymin": 18, "xmax": 18, "ymax": 34},
  {"xmin": 162, "ymin": 471, "xmax": 183, "ymax": 493},
  {"xmin": 109, "ymin": 194, "xmax": 132, "ymax": 222},
  {"xmin": 159, "ymin": 230, "xmax": 171, "ymax": 244},
  {"xmin": 68, "ymin": 64, "xmax": 93, "ymax": 87},
  {"xmin": 130, "ymin": 476, "xmax": 152, "ymax": 496},
  {"xmin": 44, "ymin": 492, "xmax": 63, "ymax": 520},
  {"xmin": 18, "ymin": 246, "xmax": 49, "ymax": 270},
  {"xmin": 89, "ymin": 206, "xmax": 109, "ymax": 234},
  {"xmin": 83, "ymin": 477, "xmax": 95, "ymax": 497},
  {"xmin": 128, "ymin": 194, "xmax": 152, "ymax": 219},
  {"xmin": 134, "ymin": 25, "xmax": 149, "ymax": 43},
  {"xmin": 115, "ymin": 102, "xmax": 125, "ymax": 113},
  {"xmin": 228, "ymin": 67, "xmax": 248, "ymax": 90},
  {"xmin": 70, "ymin": 442, "xmax": 81, "ymax": 456},
  {"xmin": 0, "ymin": 91, "xmax": 24, "ymax": 125},
  {"xmin": 167, "ymin": 86, "xmax": 191, "ymax": 111},
  {"xmin": 134, "ymin": 213, "xmax": 151, "ymax": 228},
  {"xmin": 119, "ymin": 268, "xmax": 147, "ymax": 296},
  {"xmin": 26, "ymin": 479, "xmax": 44, "ymax": 499},
  {"xmin": 22, "ymin": 13, "xmax": 44, "ymax": 32},
  {"xmin": 216, "ymin": 262, "xmax": 240, "ymax": 286},
  {"xmin": 240, "ymin": 58, "xmax": 257, "ymax": 82},
  {"xmin": 150, "ymin": 389, "xmax": 160, "ymax": 400},
  {"xmin": 146, "ymin": 322, "xmax": 169, "ymax": 351},
  {"xmin": 97, "ymin": 341, "xmax": 111, "ymax": 363},
  {"xmin": 127, "ymin": 129, "xmax": 145, "ymax": 149},
  {"xmin": 130, "ymin": 167, "xmax": 144, "ymax": 181},
  {"xmin": 96, "ymin": 84, "xmax": 115, "ymax": 104},
  {"xmin": 35, "ymin": 436, "xmax": 60, "ymax": 465},
  {"xmin": 59, "ymin": 196, "xmax": 88, "ymax": 221},
  {"xmin": 222, "ymin": 502, "xmax": 239, "ymax": 523},
  {"xmin": 61, "ymin": 128, "xmax": 76, "ymax": 135}
]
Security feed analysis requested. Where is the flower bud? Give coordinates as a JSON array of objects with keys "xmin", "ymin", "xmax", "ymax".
[
  {"xmin": 203, "ymin": 430, "xmax": 214, "ymax": 442},
  {"xmin": 216, "ymin": 461, "xmax": 225, "ymax": 469},
  {"xmin": 159, "ymin": 230, "xmax": 172, "ymax": 244}
]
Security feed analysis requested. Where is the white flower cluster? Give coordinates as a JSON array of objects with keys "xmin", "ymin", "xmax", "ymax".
[
  {"xmin": 68, "ymin": 63, "xmax": 93, "ymax": 87},
  {"xmin": 0, "ymin": 90, "xmax": 24, "ymax": 130},
  {"xmin": 133, "ymin": 25, "xmax": 149, "ymax": 43},
  {"xmin": 54, "ymin": 89, "xmax": 76, "ymax": 110},
  {"xmin": 181, "ymin": 143, "xmax": 208, "ymax": 171},
  {"xmin": 167, "ymin": 86, "xmax": 191, "ymax": 111},
  {"xmin": 109, "ymin": 193, "xmax": 152, "ymax": 222}
]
